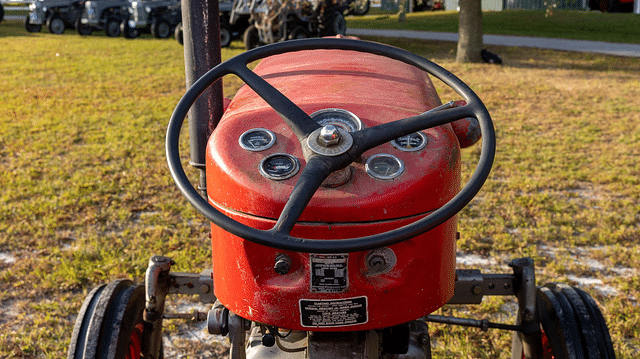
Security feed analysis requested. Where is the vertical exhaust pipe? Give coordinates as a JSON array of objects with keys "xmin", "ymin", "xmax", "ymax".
[{"xmin": 181, "ymin": 0, "xmax": 224, "ymax": 196}]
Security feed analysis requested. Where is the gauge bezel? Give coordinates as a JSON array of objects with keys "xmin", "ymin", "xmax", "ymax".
[
  {"xmin": 310, "ymin": 108, "xmax": 364, "ymax": 132},
  {"xmin": 259, "ymin": 153, "xmax": 300, "ymax": 181},
  {"xmin": 390, "ymin": 132, "xmax": 428, "ymax": 152},
  {"xmin": 365, "ymin": 154, "xmax": 405, "ymax": 180},
  {"xmin": 239, "ymin": 128, "xmax": 276, "ymax": 152}
]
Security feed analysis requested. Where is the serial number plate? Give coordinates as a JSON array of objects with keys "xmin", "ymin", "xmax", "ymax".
[{"xmin": 310, "ymin": 254, "xmax": 348, "ymax": 293}]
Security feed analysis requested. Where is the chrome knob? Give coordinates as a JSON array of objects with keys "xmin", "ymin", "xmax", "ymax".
[{"xmin": 317, "ymin": 125, "xmax": 341, "ymax": 147}]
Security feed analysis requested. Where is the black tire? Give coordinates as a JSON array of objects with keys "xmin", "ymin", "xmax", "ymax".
[
  {"xmin": 175, "ymin": 22, "xmax": 183, "ymax": 45},
  {"xmin": 243, "ymin": 24, "xmax": 261, "ymax": 50},
  {"xmin": 76, "ymin": 19, "xmax": 92, "ymax": 36},
  {"xmin": 121, "ymin": 22, "xmax": 140, "ymax": 39},
  {"xmin": 322, "ymin": 11, "xmax": 346, "ymax": 36},
  {"xmin": 24, "ymin": 16, "xmax": 42, "ymax": 32},
  {"xmin": 348, "ymin": 0, "xmax": 370, "ymax": 16},
  {"xmin": 67, "ymin": 280, "xmax": 162, "ymax": 359},
  {"xmin": 220, "ymin": 23, "xmax": 231, "ymax": 47},
  {"xmin": 0, "ymin": 5, "xmax": 5, "ymax": 23},
  {"xmin": 151, "ymin": 20, "xmax": 171, "ymax": 39},
  {"xmin": 288, "ymin": 26, "xmax": 309, "ymax": 40},
  {"xmin": 572, "ymin": 286, "xmax": 616, "ymax": 359},
  {"xmin": 47, "ymin": 15, "xmax": 66, "ymax": 34},
  {"xmin": 511, "ymin": 284, "xmax": 615, "ymax": 359},
  {"xmin": 105, "ymin": 18, "xmax": 121, "ymax": 37}
]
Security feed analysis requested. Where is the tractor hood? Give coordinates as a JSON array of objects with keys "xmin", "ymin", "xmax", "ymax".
[{"xmin": 206, "ymin": 49, "xmax": 461, "ymax": 224}]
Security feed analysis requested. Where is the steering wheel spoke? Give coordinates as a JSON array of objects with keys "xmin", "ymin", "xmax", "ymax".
[
  {"xmin": 270, "ymin": 156, "xmax": 338, "ymax": 235},
  {"xmin": 350, "ymin": 103, "xmax": 474, "ymax": 156},
  {"xmin": 232, "ymin": 65, "xmax": 320, "ymax": 140}
]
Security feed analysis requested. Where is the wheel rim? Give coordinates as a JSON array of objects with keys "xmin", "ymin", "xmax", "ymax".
[
  {"xmin": 107, "ymin": 21, "xmax": 120, "ymax": 36},
  {"xmin": 50, "ymin": 18, "xmax": 64, "ymax": 34},
  {"xmin": 158, "ymin": 22, "xmax": 170, "ymax": 38},
  {"xmin": 333, "ymin": 15, "xmax": 346, "ymax": 35},
  {"xmin": 220, "ymin": 27, "xmax": 231, "ymax": 46},
  {"xmin": 125, "ymin": 322, "xmax": 144, "ymax": 359},
  {"xmin": 540, "ymin": 331, "xmax": 554, "ymax": 358}
]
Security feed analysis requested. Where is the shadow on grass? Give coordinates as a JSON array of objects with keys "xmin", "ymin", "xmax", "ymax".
[{"xmin": 0, "ymin": 19, "xmax": 41, "ymax": 37}]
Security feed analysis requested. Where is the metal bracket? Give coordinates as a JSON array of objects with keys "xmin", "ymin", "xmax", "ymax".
[
  {"xmin": 448, "ymin": 269, "xmax": 516, "ymax": 304},
  {"xmin": 144, "ymin": 255, "xmax": 174, "ymax": 322},
  {"xmin": 510, "ymin": 258, "xmax": 542, "ymax": 359},
  {"xmin": 144, "ymin": 256, "xmax": 216, "ymax": 324},
  {"xmin": 433, "ymin": 256, "xmax": 542, "ymax": 354},
  {"xmin": 168, "ymin": 269, "xmax": 216, "ymax": 304},
  {"xmin": 229, "ymin": 313, "xmax": 247, "ymax": 359}
]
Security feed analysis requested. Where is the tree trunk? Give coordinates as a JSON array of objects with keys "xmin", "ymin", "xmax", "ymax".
[
  {"xmin": 456, "ymin": 0, "xmax": 483, "ymax": 63},
  {"xmin": 398, "ymin": 0, "xmax": 409, "ymax": 22}
]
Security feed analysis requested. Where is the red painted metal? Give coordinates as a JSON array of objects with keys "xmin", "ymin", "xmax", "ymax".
[
  {"xmin": 206, "ymin": 49, "xmax": 462, "ymax": 331},
  {"xmin": 451, "ymin": 100, "xmax": 482, "ymax": 149}
]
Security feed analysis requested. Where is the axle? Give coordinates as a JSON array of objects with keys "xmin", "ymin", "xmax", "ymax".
[{"xmin": 143, "ymin": 256, "xmax": 541, "ymax": 359}]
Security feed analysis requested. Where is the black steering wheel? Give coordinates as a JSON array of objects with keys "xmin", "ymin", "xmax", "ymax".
[{"xmin": 167, "ymin": 38, "xmax": 495, "ymax": 253}]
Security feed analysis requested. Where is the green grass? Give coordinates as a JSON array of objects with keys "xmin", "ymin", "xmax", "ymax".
[
  {"xmin": 1, "ymin": 17, "xmax": 640, "ymax": 358},
  {"xmin": 347, "ymin": 9, "xmax": 640, "ymax": 43}
]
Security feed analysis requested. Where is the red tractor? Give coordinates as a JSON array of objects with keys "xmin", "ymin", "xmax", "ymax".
[{"xmin": 67, "ymin": 7, "xmax": 615, "ymax": 359}]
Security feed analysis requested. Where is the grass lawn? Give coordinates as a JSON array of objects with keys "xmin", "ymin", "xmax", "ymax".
[
  {"xmin": 347, "ymin": 10, "xmax": 640, "ymax": 43},
  {"xmin": 1, "ymin": 16, "xmax": 639, "ymax": 358}
]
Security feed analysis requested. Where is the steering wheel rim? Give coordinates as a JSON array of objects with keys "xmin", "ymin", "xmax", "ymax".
[{"xmin": 167, "ymin": 37, "xmax": 495, "ymax": 253}]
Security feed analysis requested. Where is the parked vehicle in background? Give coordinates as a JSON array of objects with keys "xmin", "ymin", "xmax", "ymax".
[
  {"xmin": 24, "ymin": 0, "xmax": 84, "ymax": 34},
  {"xmin": 345, "ymin": 0, "xmax": 369, "ymax": 15},
  {"xmin": 76, "ymin": 0, "xmax": 131, "ymax": 36},
  {"xmin": 127, "ymin": 0, "xmax": 181, "ymax": 38},
  {"xmin": 241, "ymin": 0, "xmax": 348, "ymax": 50},
  {"xmin": 175, "ymin": 0, "xmax": 251, "ymax": 46}
]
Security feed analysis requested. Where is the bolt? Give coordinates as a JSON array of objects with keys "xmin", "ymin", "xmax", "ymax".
[
  {"xmin": 472, "ymin": 285, "xmax": 482, "ymax": 295},
  {"xmin": 522, "ymin": 308, "xmax": 534, "ymax": 321},
  {"xmin": 367, "ymin": 254, "xmax": 386, "ymax": 269},
  {"xmin": 317, "ymin": 125, "xmax": 341, "ymax": 147},
  {"xmin": 274, "ymin": 255, "xmax": 292, "ymax": 275},
  {"xmin": 418, "ymin": 333, "xmax": 430, "ymax": 346},
  {"xmin": 200, "ymin": 284, "xmax": 210, "ymax": 294}
]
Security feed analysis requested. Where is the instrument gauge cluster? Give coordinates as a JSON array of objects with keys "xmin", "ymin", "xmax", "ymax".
[{"xmin": 238, "ymin": 114, "xmax": 429, "ymax": 182}]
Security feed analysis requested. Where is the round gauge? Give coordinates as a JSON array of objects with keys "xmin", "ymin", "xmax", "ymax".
[
  {"xmin": 365, "ymin": 154, "xmax": 404, "ymax": 180},
  {"xmin": 239, "ymin": 128, "xmax": 276, "ymax": 151},
  {"xmin": 310, "ymin": 108, "xmax": 363, "ymax": 132},
  {"xmin": 259, "ymin": 153, "xmax": 300, "ymax": 180},
  {"xmin": 391, "ymin": 132, "xmax": 427, "ymax": 152}
]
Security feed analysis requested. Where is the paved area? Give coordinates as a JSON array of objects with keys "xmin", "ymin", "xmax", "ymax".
[{"xmin": 347, "ymin": 28, "xmax": 640, "ymax": 57}]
